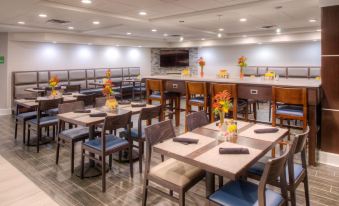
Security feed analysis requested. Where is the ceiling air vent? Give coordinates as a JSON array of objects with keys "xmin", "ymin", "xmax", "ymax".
[
  {"xmin": 170, "ymin": 34, "xmax": 181, "ymax": 37},
  {"xmin": 47, "ymin": 19, "xmax": 70, "ymax": 24},
  {"xmin": 260, "ymin": 25, "xmax": 277, "ymax": 29}
]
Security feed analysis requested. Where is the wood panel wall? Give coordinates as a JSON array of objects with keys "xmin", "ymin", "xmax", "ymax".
[{"xmin": 320, "ymin": 5, "xmax": 339, "ymax": 153}]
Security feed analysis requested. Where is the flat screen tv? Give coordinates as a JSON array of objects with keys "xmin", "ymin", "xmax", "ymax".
[{"xmin": 160, "ymin": 50, "xmax": 189, "ymax": 67}]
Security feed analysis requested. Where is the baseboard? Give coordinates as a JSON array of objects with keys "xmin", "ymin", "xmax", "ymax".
[
  {"xmin": 0, "ymin": 108, "xmax": 11, "ymax": 116},
  {"xmin": 319, "ymin": 151, "xmax": 339, "ymax": 167}
]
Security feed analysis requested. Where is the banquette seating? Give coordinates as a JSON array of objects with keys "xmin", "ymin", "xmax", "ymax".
[{"xmin": 12, "ymin": 67, "xmax": 142, "ymax": 111}]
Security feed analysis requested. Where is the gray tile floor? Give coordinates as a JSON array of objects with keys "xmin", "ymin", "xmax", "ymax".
[{"xmin": 1, "ymin": 102, "xmax": 339, "ymax": 206}]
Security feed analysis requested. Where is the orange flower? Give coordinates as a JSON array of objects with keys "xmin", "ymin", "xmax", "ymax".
[
  {"xmin": 198, "ymin": 57, "xmax": 206, "ymax": 67},
  {"xmin": 49, "ymin": 75, "xmax": 59, "ymax": 88},
  {"xmin": 212, "ymin": 90, "xmax": 232, "ymax": 115},
  {"xmin": 238, "ymin": 56, "xmax": 248, "ymax": 67}
]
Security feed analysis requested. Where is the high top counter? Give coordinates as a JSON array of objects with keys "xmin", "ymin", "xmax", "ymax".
[{"xmin": 144, "ymin": 75, "xmax": 322, "ymax": 166}]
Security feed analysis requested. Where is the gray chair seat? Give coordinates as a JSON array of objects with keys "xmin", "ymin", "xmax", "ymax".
[
  {"xmin": 47, "ymin": 108, "xmax": 59, "ymax": 115},
  {"xmin": 29, "ymin": 116, "xmax": 58, "ymax": 126},
  {"xmin": 276, "ymin": 105, "xmax": 303, "ymax": 117},
  {"xmin": 16, "ymin": 111, "xmax": 37, "ymax": 121},
  {"xmin": 83, "ymin": 135, "xmax": 128, "ymax": 151},
  {"xmin": 189, "ymin": 96, "xmax": 205, "ymax": 104},
  {"xmin": 59, "ymin": 127, "xmax": 90, "ymax": 142},
  {"xmin": 209, "ymin": 180, "xmax": 284, "ymax": 206}
]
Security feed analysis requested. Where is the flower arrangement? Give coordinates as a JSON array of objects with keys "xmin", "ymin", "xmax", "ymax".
[
  {"xmin": 49, "ymin": 75, "xmax": 59, "ymax": 97},
  {"xmin": 181, "ymin": 68, "xmax": 190, "ymax": 77},
  {"xmin": 105, "ymin": 69, "xmax": 111, "ymax": 78},
  {"xmin": 212, "ymin": 90, "xmax": 232, "ymax": 124},
  {"xmin": 198, "ymin": 57, "xmax": 206, "ymax": 77},
  {"xmin": 264, "ymin": 71, "xmax": 276, "ymax": 80},
  {"xmin": 238, "ymin": 56, "xmax": 247, "ymax": 79},
  {"xmin": 102, "ymin": 69, "xmax": 118, "ymax": 111},
  {"xmin": 217, "ymin": 69, "xmax": 229, "ymax": 79}
]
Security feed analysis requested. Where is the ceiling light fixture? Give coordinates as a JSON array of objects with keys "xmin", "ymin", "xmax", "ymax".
[
  {"xmin": 39, "ymin": 14, "xmax": 47, "ymax": 18},
  {"xmin": 17, "ymin": 21, "xmax": 25, "ymax": 25},
  {"xmin": 68, "ymin": 26, "xmax": 74, "ymax": 30},
  {"xmin": 201, "ymin": 38, "xmax": 205, "ymax": 41},
  {"xmin": 139, "ymin": 11, "xmax": 147, "ymax": 16},
  {"xmin": 52, "ymin": 41, "xmax": 57, "ymax": 44},
  {"xmin": 217, "ymin": 33, "xmax": 222, "ymax": 38},
  {"xmin": 116, "ymin": 44, "xmax": 120, "ymax": 47},
  {"xmin": 309, "ymin": 19, "xmax": 317, "ymax": 23},
  {"xmin": 240, "ymin": 18, "xmax": 247, "ymax": 22},
  {"xmin": 218, "ymin": 28, "xmax": 224, "ymax": 31},
  {"xmin": 151, "ymin": 29, "xmax": 157, "ymax": 32},
  {"xmin": 163, "ymin": 33, "xmax": 168, "ymax": 37},
  {"xmin": 276, "ymin": 28, "xmax": 281, "ymax": 33},
  {"xmin": 316, "ymin": 29, "xmax": 321, "ymax": 32},
  {"xmin": 138, "ymin": 45, "xmax": 142, "ymax": 47},
  {"xmin": 179, "ymin": 36, "xmax": 184, "ymax": 42},
  {"xmin": 81, "ymin": 0, "xmax": 92, "ymax": 4},
  {"xmin": 92, "ymin": 21, "xmax": 100, "ymax": 25},
  {"xmin": 126, "ymin": 32, "xmax": 131, "ymax": 35}
]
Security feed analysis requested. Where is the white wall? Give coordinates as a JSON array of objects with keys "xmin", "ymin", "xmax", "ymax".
[
  {"xmin": 5, "ymin": 41, "xmax": 151, "ymax": 110},
  {"xmin": 198, "ymin": 41, "xmax": 321, "ymax": 77}
]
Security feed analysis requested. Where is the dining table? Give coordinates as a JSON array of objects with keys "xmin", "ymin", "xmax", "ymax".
[
  {"xmin": 57, "ymin": 103, "xmax": 156, "ymax": 178},
  {"xmin": 153, "ymin": 119, "xmax": 288, "ymax": 196}
]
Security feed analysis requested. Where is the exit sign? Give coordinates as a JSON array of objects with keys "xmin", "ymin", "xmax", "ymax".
[{"xmin": 0, "ymin": 56, "xmax": 4, "ymax": 64}]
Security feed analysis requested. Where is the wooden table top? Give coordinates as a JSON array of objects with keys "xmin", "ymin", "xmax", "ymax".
[
  {"xmin": 58, "ymin": 104, "xmax": 155, "ymax": 127},
  {"xmin": 153, "ymin": 120, "xmax": 288, "ymax": 180},
  {"xmin": 24, "ymin": 88, "xmax": 46, "ymax": 93},
  {"xmin": 14, "ymin": 93, "xmax": 80, "ymax": 108}
]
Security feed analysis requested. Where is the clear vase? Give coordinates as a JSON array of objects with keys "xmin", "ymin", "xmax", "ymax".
[{"xmin": 200, "ymin": 66, "xmax": 204, "ymax": 78}]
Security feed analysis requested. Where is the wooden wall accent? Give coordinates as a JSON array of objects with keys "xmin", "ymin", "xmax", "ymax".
[{"xmin": 320, "ymin": 5, "xmax": 339, "ymax": 153}]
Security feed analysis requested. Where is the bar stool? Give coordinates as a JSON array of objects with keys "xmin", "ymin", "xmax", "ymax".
[
  {"xmin": 185, "ymin": 81, "xmax": 209, "ymax": 114},
  {"xmin": 146, "ymin": 79, "xmax": 180, "ymax": 126},
  {"xmin": 210, "ymin": 83, "xmax": 249, "ymax": 122},
  {"xmin": 272, "ymin": 86, "xmax": 308, "ymax": 156}
]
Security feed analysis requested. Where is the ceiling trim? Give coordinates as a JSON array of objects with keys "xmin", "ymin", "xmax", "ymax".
[{"xmin": 319, "ymin": 0, "xmax": 339, "ymax": 7}]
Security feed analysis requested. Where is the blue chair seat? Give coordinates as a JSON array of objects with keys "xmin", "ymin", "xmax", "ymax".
[
  {"xmin": 247, "ymin": 162, "xmax": 303, "ymax": 184},
  {"xmin": 47, "ymin": 108, "xmax": 59, "ymax": 115},
  {"xmin": 149, "ymin": 92, "xmax": 178, "ymax": 100},
  {"xmin": 83, "ymin": 135, "xmax": 128, "ymax": 151},
  {"xmin": 120, "ymin": 128, "xmax": 145, "ymax": 139},
  {"xmin": 237, "ymin": 99, "xmax": 248, "ymax": 107},
  {"xmin": 209, "ymin": 180, "xmax": 284, "ymax": 206},
  {"xmin": 60, "ymin": 127, "xmax": 90, "ymax": 142},
  {"xmin": 189, "ymin": 96, "xmax": 205, "ymax": 104},
  {"xmin": 28, "ymin": 116, "xmax": 58, "ymax": 126},
  {"xmin": 16, "ymin": 111, "xmax": 37, "ymax": 121},
  {"xmin": 276, "ymin": 105, "xmax": 303, "ymax": 117}
]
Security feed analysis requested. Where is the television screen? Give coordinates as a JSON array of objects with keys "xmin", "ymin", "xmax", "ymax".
[{"xmin": 160, "ymin": 50, "xmax": 189, "ymax": 67}]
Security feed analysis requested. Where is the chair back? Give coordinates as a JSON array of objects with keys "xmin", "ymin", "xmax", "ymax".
[
  {"xmin": 272, "ymin": 87, "xmax": 307, "ymax": 106},
  {"xmin": 37, "ymin": 98, "xmax": 63, "ymax": 122},
  {"xmin": 146, "ymin": 79, "xmax": 163, "ymax": 93},
  {"xmin": 211, "ymin": 83, "xmax": 237, "ymax": 119},
  {"xmin": 58, "ymin": 101, "xmax": 84, "ymax": 114},
  {"xmin": 186, "ymin": 111, "xmax": 209, "ymax": 131},
  {"xmin": 136, "ymin": 105, "xmax": 163, "ymax": 137},
  {"xmin": 77, "ymin": 93, "xmax": 96, "ymax": 107},
  {"xmin": 258, "ymin": 147, "xmax": 289, "ymax": 206},
  {"xmin": 65, "ymin": 85, "xmax": 81, "ymax": 93},
  {"xmin": 292, "ymin": 126, "xmax": 309, "ymax": 155},
  {"xmin": 102, "ymin": 111, "xmax": 132, "ymax": 132},
  {"xmin": 144, "ymin": 120, "xmax": 176, "ymax": 173},
  {"xmin": 186, "ymin": 81, "xmax": 207, "ymax": 96},
  {"xmin": 95, "ymin": 97, "xmax": 107, "ymax": 107}
]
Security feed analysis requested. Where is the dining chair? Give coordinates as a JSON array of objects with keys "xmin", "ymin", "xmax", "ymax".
[
  {"xmin": 186, "ymin": 111, "xmax": 209, "ymax": 132},
  {"xmin": 272, "ymin": 86, "xmax": 308, "ymax": 156},
  {"xmin": 14, "ymin": 104, "xmax": 38, "ymax": 144},
  {"xmin": 64, "ymin": 84, "xmax": 81, "ymax": 93},
  {"xmin": 77, "ymin": 93, "xmax": 96, "ymax": 107},
  {"xmin": 210, "ymin": 83, "xmax": 249, "ymax": 121},
  {"xmin": 247, "ymin": 127, "xmax": 310, "ymax": 206},
  {"xmin": 56, "ymin": 101, "xmax": 93, "ymax": 174},
  {"xmin": 80, "ymin": 111, "xmax": 133, "ymax": 192},
  {"xmin": 27, "ymin": 98, "xmax": 63, "ymax": 152},
  {"xmin": 185, "ymin": 81, "xmax": 209, "ymax": 116},
  {"xmin": 209, "ymin": 146, "xmax": 289, "ymax": 206},
  {"xmin": 95, "ymin": 96, "xmax": 107, "ymax": 108},
  {"xmin": 142, "ymin": 120, "xmax": 205, "ymax": 206},
  {"xmin": 120, "ymin": 105, "xmax": 162, "ymax": 173}
]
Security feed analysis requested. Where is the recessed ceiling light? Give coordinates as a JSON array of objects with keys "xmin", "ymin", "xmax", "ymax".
[
  {"xmin": 313, "ymin": 39, "xmax": 318, "ymax": 42},
  {"xmin": 316, "ymin": 29, "xmax": 321, "ymax": 32},
  {"xmin": 52, "ymin": 41, "xmax": 57, "ymax": 44},
  {"xmin": 17, "ymin": 21, "xmax": 25, "ymax": 25},
  {"xmin": 240, "ymin": 18, "xmax": 247, "ymax": 22},
  {"xmin": 179, "ymin": 36, "xmax": 184, "ymax": 42},
  {"xmin": 217, "ymin": 33, "xmax": 222, "ymax": 38},
  {"xmin": 39, "ymin": 14, "xmax": 47, "ymax": 18},
  {"xmin": 138, "ymin": 45, "xmax": 142, "ymax": 47},
  {"xmin": 163, "ymin": 33, "xmax": 168, "ymax": 37},
  {"xmin": 151, "ymin": 29, "xmax": 157, "ymax": 32},
  {"xmin": 139, "ymin": 11, "xmax": 147, "ymax": 16},
  {"xmin": 309, "ymin": 19, "xmax": 317, "ymax": 23},
  {"xmin": 242, "ymin": 35, "xmax": 247, "ymax": 38},
  {"xmin": 126, "ymin": 32, "xmax": 131, "ymax": 35},
  {"xmin": 276, "ymin": 28, "xmax": 281, "ymax": 33},
  {"xmin": 116, "ymin": 44, "xmax": 120, "ymax": 47},
  {"xmin": 81, "ymin": 0, "xmax": 92, "ymax": 4},
  {"xmin": 92, "ymin": 21, "xmax": 100, "ymax": 25},
  {"xmin": 201, "ymin": 38, "xmax": 205, "ymax": 41},
  {"xmin": 218, "ymin": 28, "xmax": 224, "ymax": 31},
  {"xmin": 68, "ymin": 26, "xmax": 74, "ymax": 30}
]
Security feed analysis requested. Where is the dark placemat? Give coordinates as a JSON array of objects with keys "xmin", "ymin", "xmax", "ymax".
[
  {"xmin": 74, "ymin": 109, "xmax": 91, "ymax": 113},
  {"xmin": 89, "ymin": 112, "xmax": 107, "ymax": 117},
  {"xmin": 131, "ymin": 102, "xmax": 146, "ymax": 108},
  {"xmin": 118, "ymin": 100, "xmax": 131, "ymax": 105},
  {"xmin": 219, "ymin": 147, "xmax": 250, "ymax": 154},
  {"xmin": 254, "ymin": 128, "xmax": 279, "ymax": 134},
  {"xmin": 173, "ymin": 137, "xmax": 199, "ymax": 144}
]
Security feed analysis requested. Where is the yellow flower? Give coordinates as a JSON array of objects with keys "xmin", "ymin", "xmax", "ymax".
[
  {"xmin": 222, "ymin": 107, "xmax": 229, "ymax": 113},
  {"xmin": 227, "ymin": 124, "xmax": 237, "ymax": 133}
]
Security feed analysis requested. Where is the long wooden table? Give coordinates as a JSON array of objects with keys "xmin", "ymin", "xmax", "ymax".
[
  {"xmin": 153, "ymin": 120, "xmax": 288, "ymax": 196},
  {"xmin": 58, "ymin": 104, "xmax": 155, "ymax": 178},
  {"xmin": 14, "ymin": 93, "xmax": 83, "ymax": 108},
  {"xmin": 144, "ymin": 75, "xmax": 322, "ymax": 166}
]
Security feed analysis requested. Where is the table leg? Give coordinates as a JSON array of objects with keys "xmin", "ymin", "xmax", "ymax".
[
  {"xmin": 132, "ymin": 82, "xmax": 135, "ymax": 100},
  {"xmin": 308, "ymin": 105, "xmax": 318, "ymax": 166},
  {"xmin": 205, "ymin": 172, "xmax": 215, "ymax": 197},
  {"xmin": 175, "ymin": 96, "xmax": 180, "ymax": 127}
]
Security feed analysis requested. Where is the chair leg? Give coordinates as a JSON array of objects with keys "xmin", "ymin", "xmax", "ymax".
[
  {"xmin": 80, "ymin": 149, "xmax": 85, "ymax": 179},
  {"xmin": 37, "ymin": 127, "xmax": 41, "ymax": 153},
  {"xmin": 304, "ymin": 175, "xmax": 310, "ymax": 206},
  {"xmin": 53, "ymin": 125, "xmax": 56, "ymax": 140},
  {"xmin": 290, "ymin": 189, "xmax": 297, "ymax": 206},
  {"xmin": 218, "ymin": 176, "xmax": 223, "ymax": 188},
  {"xmin": 14, "ymin": 119, "xmax": 18, "ymax": 140},
  {"xmin": 179, "ymin": 191, "xmax": 185, "ymax": 206},
  {"xmin": 71, "ymin": 142, "xmax": 75, "ymax": 174},
  {"xmin": 56, "ymin": 137, "xmax": 60, "ymax": 164},
  {"xmin": 129, "ymin": 146, "xmax": 134, "ymax": 178},
  {"xmin": 161, "ymin": 154, "xmax": 164, "ymax": 162},
  {"xmin": 102, "ymin": 155, "xmax": 106, "ymax": 192},
  {"xmin": 27, "ymin": 124, "xmax": 31, "ymax": 145},
  {"xmin": 23, "ymin": 121, "xmax": 26, "ymax": 144},
  {"xmin": 138, "ymin": 141, "xmax": 143, "ymax": 173},
  {"xmin": 142, "ymin": 179, "xmax": 149, "ymax": 206}
]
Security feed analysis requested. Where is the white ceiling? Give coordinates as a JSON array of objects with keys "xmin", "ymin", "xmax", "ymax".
[{"xmin": 0, "ymin": 0, "xmax": 321, "ymax": 44}]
